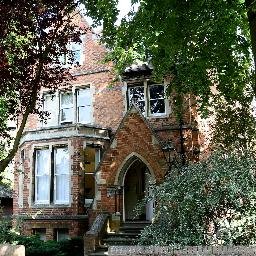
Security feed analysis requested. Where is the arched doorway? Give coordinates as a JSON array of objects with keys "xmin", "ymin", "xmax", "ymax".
[{"xmin": 123, "ymin": 158, "xmax": 153, "ymax": 221}]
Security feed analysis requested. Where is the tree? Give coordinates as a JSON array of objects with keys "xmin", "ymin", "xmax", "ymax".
[
  {"xmin": 0, "ymin": 0, "xmax": 84, "ymax": 173},
  {"xmin": 82, "ymin": 0, "xmax": 255, "ymax": 108},
  {"xmin": 139, "ymin": 150, "xmax": 256, "ymax": 246}
]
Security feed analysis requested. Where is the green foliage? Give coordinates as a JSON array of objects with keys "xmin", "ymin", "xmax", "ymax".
[
  {"xmin": 0, "ymin": 0, "xmax": 83, "ymax": 172},
  {"xmin": 211, "ymin": 96, "xmax": 256, "ymax": 150},
  {"xmin": 0, "ymin": 219, "xmax": 83, "ymax": 256},
  {"xmin": 82, "ymin": 0, "xmax": 254, "ymax": 111},
  {"xmin": 139, "ymin": 150, "xmax": 256, "ymax": 246},
  {"xmin": 0, "ymin": 218, "xmax": 15, "ymax": 244}
]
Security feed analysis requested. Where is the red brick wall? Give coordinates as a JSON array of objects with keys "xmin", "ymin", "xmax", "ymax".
[
  {"xmin": 96, "ymin": 109, "xmax": 168, "ymax": 213},
  {"xmin": 21, "ymin": 219, "xmax": 88, "ymax": 240},
  {"xmin": 13, "ymin": 137, "xmax": 90, "ymax": 216}
]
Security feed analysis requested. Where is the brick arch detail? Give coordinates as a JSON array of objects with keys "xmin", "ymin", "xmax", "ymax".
[{"xmin": 114, "ymin": 152, "xmax": 156, "ymax": 186}]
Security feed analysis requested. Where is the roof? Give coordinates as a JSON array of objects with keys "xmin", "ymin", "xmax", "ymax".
[{"xmin": 122, "ymin": 63, "xmax": 153, "ymax": 80}]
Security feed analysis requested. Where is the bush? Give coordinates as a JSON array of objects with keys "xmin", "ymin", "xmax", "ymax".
[
  {"xmin": 0, "ymin": 221, "xmax": 84, "ymax": 256},
  {"xmin": 139, "ymin": 150, "xmax": 256, "ymax": 246},
  {"xmin": 15, "ymin": 236, "xmax": 84, "ymax": 256}
]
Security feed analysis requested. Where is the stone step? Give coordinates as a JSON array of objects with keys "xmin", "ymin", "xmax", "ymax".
[
  {"xmin": 108, "ymin": 232, "xmax": 140, "ymax": 237},
  {"xmin": 103, "ymin": 236, "xmax": 138, "ymax": 245},
  {"xmin": 88, "ymin": 251, "xmax": 108, "ymax": 256},
  {"xmin": 88, "ymin": 220, "xmax": 150, "ymax": 255},
  {"xmin": 123, "ymin": 221, "xmax": 151, "ymax": 225},
  {"xmin": 88, "ymin": 247, "xmax": 108, "ymax": 256}
]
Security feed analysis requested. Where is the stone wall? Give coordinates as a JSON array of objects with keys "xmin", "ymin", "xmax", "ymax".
[
  {"xmin": 0, "ymin": 244, "xmax": 25, "ymax": 256},
  {"xmin": 108, "ymin": 246, "xmax": 256, "ymax": 256}
]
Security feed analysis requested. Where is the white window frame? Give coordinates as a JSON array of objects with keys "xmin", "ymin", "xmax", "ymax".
[
  {"xmin": 59, "ymin": 91, "xmax": 74, "ymax": 124},
  {"xmin": 34, "ymin": 145, "xmax": 70, "ymax": 206},
  {"xmin": 148, "ymin": 84, "xmax": 166, "ymax": 117},
  {"xmin": 76, "ymin": 87, "xmax": 92, "ymax": 124},
  {"xmin": 34, "ymin": 148, "xmax": 51, "ymax": 205},
  {"xmin": 127, "ymin": 82, "xmax": 166, "ymax": 117},
  {"xmin": 42, "ymin": 92, "xmax": 59, "ymax": 127},
  {"xmin": 54, "ymin": 146, "xmax": 70, "ymax": 205},
  {"xmin": 59, "ymin": 38, "xmax": 84, "ymax": 67},
  {"xmin": 127, "ymin": 85, "xmax": 146, "ymax": 115}
]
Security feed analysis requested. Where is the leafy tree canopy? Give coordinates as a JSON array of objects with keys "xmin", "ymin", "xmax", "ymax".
[
  {"xmin": 0, "ymin": 0, "xmax": 83, "ymax": 173},
  {"xmin": 82, "ymin": 0, "xmax": 255, "ymax": 110}
]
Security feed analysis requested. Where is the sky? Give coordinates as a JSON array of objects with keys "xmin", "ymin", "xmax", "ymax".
[{"xmin": 84, "ymin": 0, "xmax": 137, "ymax": 30}]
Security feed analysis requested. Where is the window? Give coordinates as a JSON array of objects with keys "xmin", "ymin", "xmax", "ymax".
[
  {"xmin": 59, "ymin": 41, "xmax": 83, "ymax": 66},
  {"xmin": 60, "ymin": 92, "xmax": 73, "ymax": 124},
  {"xmin": 35, "ymin": 149, "xmax": 51, "ymax": 204},
  {"xmin": 149, "ymin": 84, "xmax": 165, "ymax": 115},
  {"xmin": 33, "ymin": 228, "xmax": 46, "ymax": 241},
  {"xmin": 127, "ymin": 83, "xmax": 166, "ymax": 116},
  {"xmin": 43, "ymin": 94, "xmax": 58, "ymax": 127},
  {"xmin": 71, "ymin": 42, "xmax": 82, "ymax": 65},
  {"xmin": 128, "ymin": 86, "xmax": 145, "ymax": 115},
  {"xmin": 42, "ymin": 87, "xmax": 92, "ymax": 127},
  {"xmin": 55, "ymin": 228, "xmax": 69, "ymax": 241},
  {"xmin": 54, "ymin": 147, "xmax": 69, "ymax": 204},
  {"xmin": 84, "ymin": 147, "xmax": 101, "ymax": 200},
  {"xmin": 76, "ymin": 88, "xmax": 92, "ymax": 124},
  {"xmin": 34, "ymin": 146, "xmax": 70, "ymax": 205}
]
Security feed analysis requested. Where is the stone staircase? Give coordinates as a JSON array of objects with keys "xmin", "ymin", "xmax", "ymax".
[{"xmin": 88, "ymin": 221, "xmax": 150, "ymax": 256}]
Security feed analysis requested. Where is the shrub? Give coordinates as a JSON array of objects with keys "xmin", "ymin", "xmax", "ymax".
[
  {"xmin": 0, "ymin": 221, "xmax": 84, "ymax": 256},
  {"xmin": 139, "ymin": 150, "xmax": 256, "ymax": 246}
]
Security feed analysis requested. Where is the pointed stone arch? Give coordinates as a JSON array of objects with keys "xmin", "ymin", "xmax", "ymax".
[{"xmin": 114, "ymin": 152, "xmax": 156, "ymax": 186}]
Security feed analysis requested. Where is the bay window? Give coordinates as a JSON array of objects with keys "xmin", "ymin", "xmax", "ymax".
[
  {"xmin": 34, "ymin": 146, "xmax": 70, "ymax": 205},
  {"xmin": 43, "ymin": 94, "xmax": 58, "ymax": 127},
  {"xmin": 54, "ymin": 147, "xmax": 70, "ymax": 204},
  {"xmin": 60, "ymin": 92, "xmax": 73, "ymax": 124},
  {"xmin": 76, "ymin": 87, "xmax": 92, "ymax": 124},
  {"xmin": 35, "ymin": 149, "xmax": 50, "ymax": 204},
  {"xmin": 42, "ymin": 86, "xmax": 92, "ymax": 127}
]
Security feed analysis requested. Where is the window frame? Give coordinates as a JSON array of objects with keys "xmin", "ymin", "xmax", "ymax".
[
  {"xmin": 76, "ymin": 87, "xmax": 92, "ymax": 124},
  {"xmin": 55, "ymin": 228, "xmax": 70, "ymax": 241},
  {"xmin": 127, "ymin": 84, "xmax": 146, "ymax": 115},
  {"xmin": 53, "ymin": 146, "xmax": 70, "ymax": 205},
  {"xmin": 127, "ymin": 82, "xmax": 166, "ymax": 117},
  {"xmin": 42, "ymin": 92, "xmax": 58, "ymax": 127},
  {"xmin": 59, "ymin": 91, "xmax": 74, "ymax": 124},
  {"xmin": 34, "ymin": 145, "xmax": 70, "ymax": 206},
  {"xmin": 148, "ymin": 83, "xmax": 166, "ymax": 117},
  {"xmin": 33, "ymin": 228, "xmax": 47, "ymax": 241},
  {"xmin": 59, "ymin": 38, "xmax": 84, "ymax": 67},
  {"xmin": 41, "ymin": 85, "xmax": 92, "ymax": 127},
  {"xmin": 34, "ymin": 148, "xmax": 51, "ymax": 205}
]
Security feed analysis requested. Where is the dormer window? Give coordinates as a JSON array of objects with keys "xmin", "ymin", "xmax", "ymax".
[
  {"xmin": 128, "ymin": 86, "xmax": 145, "ymax": 115},
  {"xmin": 149, "ymin": 84, "xmax": 165, "ymax": 115},
  {"xmin": 127, "ymin": 82, "xmax": 166, "ymax": 117}
]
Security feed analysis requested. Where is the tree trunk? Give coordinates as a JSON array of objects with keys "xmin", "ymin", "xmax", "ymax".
[{"xmin": 245, "ymin": 0, "xmax": 256, "ymax": 96}]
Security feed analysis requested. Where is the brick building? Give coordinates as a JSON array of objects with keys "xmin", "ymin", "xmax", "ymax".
[{"xmin": 13, "ymin": 17, "xmax": 203, "ymax": 241}]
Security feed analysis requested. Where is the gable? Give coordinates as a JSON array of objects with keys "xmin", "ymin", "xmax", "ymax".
[{"xmin": 97, "ymin": 106, "xmax": 168, "ymax": 185}]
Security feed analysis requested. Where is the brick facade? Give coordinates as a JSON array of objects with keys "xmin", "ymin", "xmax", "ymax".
[{"xmin": 13, "ymin": 16, "xmax": 204, "ymax": 240}]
